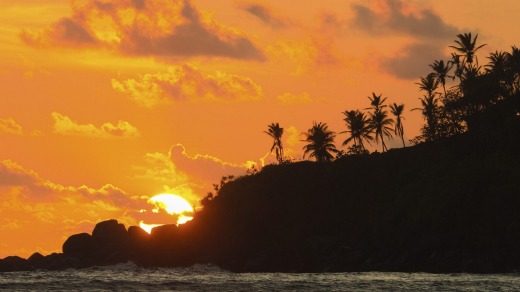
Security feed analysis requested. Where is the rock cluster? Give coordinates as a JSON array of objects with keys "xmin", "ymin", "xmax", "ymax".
[{"xmin": 0, "ymin": 220, "xmax": 188, "ymax": 272}]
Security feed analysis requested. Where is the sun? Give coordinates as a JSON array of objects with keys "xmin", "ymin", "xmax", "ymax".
[{"xmin": 139, "ymin": 194, "xmax": 194, "ymax": 233}]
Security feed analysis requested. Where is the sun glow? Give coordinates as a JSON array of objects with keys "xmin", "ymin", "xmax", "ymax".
[{"xmin": 139, "ymin": 194, "xmax": 194, "ymax": 234}]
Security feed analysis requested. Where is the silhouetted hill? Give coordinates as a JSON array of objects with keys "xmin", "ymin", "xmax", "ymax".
[{"xmin": 2, "ymin": 124, "xmax": 520, "ymax": 273}]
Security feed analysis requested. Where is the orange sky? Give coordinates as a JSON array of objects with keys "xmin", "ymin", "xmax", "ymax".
[{"xmin": 1, "ymin": 0, "xmax": 518, "ymax": 258}]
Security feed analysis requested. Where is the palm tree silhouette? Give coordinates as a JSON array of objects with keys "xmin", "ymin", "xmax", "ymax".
[
  {"xmin": 450, "ymin": 33, "xmax": 487, "ymax": 67},
  {"xmin": 389, "ymin": 103, "xmax": 406, "ymax": 148},
  {"xmin": 302, "ymin": 122, "xmax": 338, "ymax": 162},
  {"xmin": 430, "ymin": 60, "xmax": 452, "ymax": 96},
  {"xmin": 365, "ymin": 93, "xmax": 393, "ymax": 152},
  {"xmin": 341, "ymin": 110, "xmax": 373, "ymax": 151},
  {"xmin": 369, "ymin": 108, "xmax": 394, "ymax": 152},
  {"xmin": 264, "ymin": 122, "xmax": 284, "ymax": 164},
  {"xmin": 366, "ymin": 92, "xmax": 388, "ymax": 111}
]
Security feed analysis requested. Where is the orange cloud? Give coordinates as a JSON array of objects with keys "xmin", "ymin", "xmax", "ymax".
[
  {"xmin": 112, "ymin": 64, "xmax": 263, "ymax": 107},
  {"xmin": 276, "ymin": 92, "xmax": 313, "ymax": 105},
  {"xmin": 20, "ymin": 0, "xmax": 264, "ymax": 61},
  {"xmin": 133, "ymin": 144, "xmax": 257, "ymax": 201},
  {"xmin": 0, "ymin": 118, "xmax": 23, "ymax": 135},
  {"xmin": 0, "ymin": 159, "xmax": 148, "ymax": 257},
  {"xmin": 241, "ymin": 3, "xmax": 290, "ymax": 29},
  {"xmin": 351, "ymin": 0, "xmax": 458, "ymax": 38},
  {"xmin": 170, "ymin": 144, "xmax": 253, "ymax": 185},
  {"xmin": 51, "ymin": 112, "xmax": 140, "ymax": 138},
  {"xmin": 267, "ymin": 36, "xmax": 352, "ymax": 75}
]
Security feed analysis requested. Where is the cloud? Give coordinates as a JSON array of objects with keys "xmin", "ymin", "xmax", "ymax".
[
  {"xmin": 170, "ymin": 144, "xmax": 253, "ymax": 185},
  {"xmin": 276, "ymin": 92, "xmax": 313, "ymax": 105},
  {"xmin": 0, "ymin": 118, "xmax": 23, "ymax": 135},
  {"xmin": 51, "ymin": 112, "xmax": 140, "ymax": 138},
  {"xmin": 133, "ymin": 143, "xmax": 256, "ymax": 201},
  {"xmin": 350, "ymin": 0, "xmax": 457, "ymax": 79},
  {"xmin": 0, "ymin": 159, "xmax": 151, "ymax": 257},
  {"xmin": 351, "ymin": 0, "xmax": 458, "ymax": 39},
  {"xmin": 20, "ymin": 0, "xmax": 264, "ymax": 61},
  {"xmin": 112, "ymin": 64, "xmax": 263, "ymax": 107},
  {"xmin": 381, "ymin": 42, "xmax": 446, "ymax": 79},
  {"xmin": 241, "ymin": 3, "xmax": 289, "ymax": 28},
  {"xmin": 267, "ymin": 37, "xmax": 353, "ymax": 75}
]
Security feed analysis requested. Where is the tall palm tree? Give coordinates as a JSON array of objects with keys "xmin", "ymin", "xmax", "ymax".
[
  {"xmin": 302, "ymin": 122, "xmax": 338, "ymax": 163},
  {"xmin": 264, "ymin": 122, "xmax": 284, "ymax": 164},
  {"xmin": 369, "ymin": 108, "xmax": 394, "ymax": 152},
  {"xmin": 413, "ymin": 95, "xmax": 439, "ymax": 141},
  {"xmin": 341, "ymin": 110, "xmax": 373, "ymax": 151},
  {"xmin": 389, "ymin": 103, "xmax": 406, "ymax": 148},
  {"xmin": 430, "ymin": 60, "xmax": 452, "ymax": 96},
  {"xmin": 416, "ymin": 73, "xmax": 440, "ymax": 97},
  {"xmin": 366, "ymin": 92, "xmax": 388, "ymax": 111},
  {"xmin": 450, "ymin": 32, "xmax": 487, "ymax": 67}
]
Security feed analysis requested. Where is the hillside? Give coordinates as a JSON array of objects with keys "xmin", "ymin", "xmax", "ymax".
[{"xmin": 2, "ymin": 124, "xmax": 520, "ymax": 273}]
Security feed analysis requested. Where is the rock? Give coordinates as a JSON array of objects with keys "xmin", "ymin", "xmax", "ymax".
[
  {"xmin": 0, "ymin": 256, "xmax": 31, "ymax": 272},
  {"xmin": 27, "ymin": 252, "xmax": 45, "ymax": 269},
  {"xmin": 127, "ymin": 226, "xmax": 151, "ymax": 265},
  {"xmin": 62, "ymin": 233, "xmax": 96, "ymax": 261},
  {"xmin": 44, "ymin": 253, "xmax": 71, "ymax": 270},
  {"xmin": 150, "ymin": 224, "xmax": 178, "ymax": 242},
  {"xmin": 91, "ymin": 219, "xmax": 130, "ymax": 264}
]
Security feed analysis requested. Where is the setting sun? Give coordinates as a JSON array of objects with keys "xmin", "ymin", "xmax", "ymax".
[
  {"xmin": 139, "ymin": 194, "xmax": 194, "ymax": 233},
  {"xmin": 150, "ymin": 194, "xmax": 194, "ymax": 215}
]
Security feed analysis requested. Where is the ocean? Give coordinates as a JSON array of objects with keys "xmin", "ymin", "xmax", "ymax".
[{"xmin": 0, "ymin": 263, "xmax": 519, "ymax": 291}]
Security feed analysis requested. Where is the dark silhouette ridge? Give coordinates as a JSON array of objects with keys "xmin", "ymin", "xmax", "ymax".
[
  {"xmin": 2, "ymin": 124, "xmax": 520, "ymax": 273},
  {"xmin": 2, "ymin": 32, "xmax": 520, "ymax": 273}
]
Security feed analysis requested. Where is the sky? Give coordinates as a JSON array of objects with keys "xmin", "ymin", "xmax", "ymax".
[{"xmin": 0, "ymin": 0, "xmax": 518, "ymax": 258}]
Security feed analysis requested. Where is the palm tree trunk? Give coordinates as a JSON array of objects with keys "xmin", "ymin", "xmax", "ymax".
[{"xmin": 401, "ymin": 133, "xmax": 406, "ymax": 148}]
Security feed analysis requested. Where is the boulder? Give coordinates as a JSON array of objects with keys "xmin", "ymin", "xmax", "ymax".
[
  {"xmin": 150, "ymin": 224, "xmax": 178, "ymax": 242},
  {"xmin": 0, "ymin": 256, "xmax": 31, "ymax": 272},
  {"xmin": 62, "ymin": 233, "xmax": 96, "ymax": 260},
  {"xmin": 91, "ymin": 219, "xmax": 130, "ymax": 264},
  {"xmin": 27, "ymin": 252, "xmax": 45, "ymax": 269}
]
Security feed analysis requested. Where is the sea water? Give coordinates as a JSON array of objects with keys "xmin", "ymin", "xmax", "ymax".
[{"xmin": 0, "ymin": 263, "xmax": 519, "ymax": 291}]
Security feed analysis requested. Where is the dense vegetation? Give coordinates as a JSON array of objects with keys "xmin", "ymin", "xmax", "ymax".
[{"xmin": 263, "ymin": 33, "xmax": 519, "ymax": 161}]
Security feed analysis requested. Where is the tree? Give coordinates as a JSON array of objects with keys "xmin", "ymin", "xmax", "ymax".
[
  {"xmin": 366, "ymin": 93, "xmax": 393, "ymax": 152},
  {"xmin": 430, "ymin": 60, "xmax": 452, "ymax": 96},
  {"xmin": 369, "ymin": 107, "xmax": 394, "ymax": 152},
  {"xmin": 413, "ymin": 94, "xmax": 440, "ymax": 142},
  {"xmin": 450, "ymin": 33, "xmax": 487, "ymax": 67},
  {"xmin": 389, "ymin": 103, "xmax": 406, "ymax": 147},
  {"xmin": 264, "ymin": 122, "xmax": 284, "ymax": 164},
  {"xmin": 341, "ymin": 110, "xmax": 373, "ymax": 152},
  {"xmin": 302, "ymin": 122, "xmax": 338, "ymax": 162},
  {"xmin": 414, "ymin": 74, "xmax": 442, "ymax": 141},
  {"xmin": 366, "ymin": 92, "xmax": 388, "ymax": 112}
]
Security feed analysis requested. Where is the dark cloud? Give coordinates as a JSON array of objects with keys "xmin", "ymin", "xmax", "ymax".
[
  {"xmin": 54, "ymin": 18, "xmax": 96, "ymax": 44},
  {"xmin": 243, "ymin": 3, "xmax": 288, "ymax": 28},
  {"xmin": 21, "ymin": 0, "xmax": 264, "ymax": 61},
  {"xmin": 351, "ymin": 0, "xmax": 458, "ymax": 39},
  {"xmin": 381, "ymin": 42, "xmax": 445, "ymax": 79}
]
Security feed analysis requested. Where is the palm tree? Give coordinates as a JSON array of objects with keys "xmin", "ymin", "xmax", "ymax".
[
  {"xmin": 450, "ymin": 33, "xmax": 487, "ymax": 67},
  {"xmin": 430, "ymin": 60, "xmax": 452, "ymax": 96},
  {"xmin": 389, "ymin": 103, "xmax": 406, "ymax": 147},
  {"xmin": 302, "ymin": 122, "xmax": 338, "ymax": 162},
  {"xmin": 366, "ymin": 92, "xmax": 388, "ymax": 111},
  {"xmin": 369, "ymin": 108, "xmax": 394, "ymax": 152},
  {"xmin": 264, "ymin": 122, "xmax": 284, "ymax": 164},
  {"xmin": 341, "ymin": 110, "xmax": 373, "ymax": 151},
  {"xmin": 413, "ymin": 95, "xmax": 439, "ymax": 141},
  {"xmin": 416, "ymin": 73, "xmax": 440, "ymax": 97}
]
